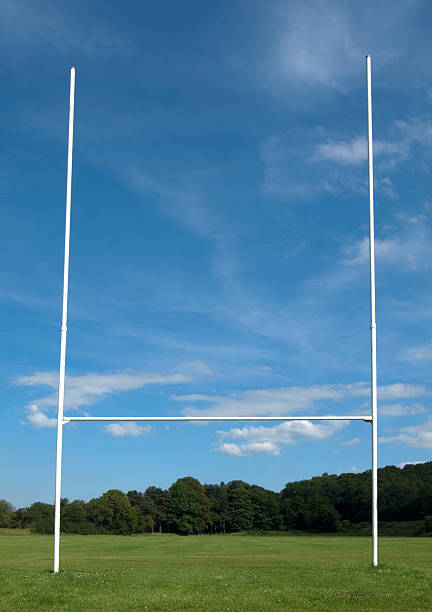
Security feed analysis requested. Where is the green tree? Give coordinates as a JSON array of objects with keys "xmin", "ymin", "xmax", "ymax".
[
  {"xmin": 61, "ymin": 500, "xmax": 95, "ymax": 534},
  {"xmin": 280, "ymin": 480, "xmax": 340, "ymax": 532},
  {"xmin": 87, "ymin": 490, "xmax": 137, "ymax": 534},
  {"xmin": 144, "ymin": 487, "xmax": 169, "ymax": 532},
  {"xmin": 168, "ymin": 477, "xmax": 210, "ymax": 535},
  {"xmin": 205, "ymin": 483, "xmax": 229, "ymax": 533},
  {"xmin": 250, "ymin": 486, "xmax": 282, "ymax": 530},
  {"xmin": 127, "ymin": 490, "xmax": 156, "ymax": 533},
  {"xmin": 26, "ymin": 502, "xmax": 54, "ymax": 534},
  {"xmin": 11, "ymin": 507, "xmax": 31, "ymax": 529},
  {"xmin": 227, "ymin": 481, "xmax": 253, "ymax": 532},
  {"xmin": 0, "ymin": 500, "xmax": 14, "ymax": 528}
]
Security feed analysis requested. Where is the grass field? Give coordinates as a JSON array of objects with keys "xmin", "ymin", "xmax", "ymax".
[{"xmin": 0, "ymin": 529, "xmax": 431, "ymax": 610}]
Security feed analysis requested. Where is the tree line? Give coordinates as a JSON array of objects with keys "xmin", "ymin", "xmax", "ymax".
[{"xmin": 1, "ymin": 462, "xmax": 431, "ymax": 535}]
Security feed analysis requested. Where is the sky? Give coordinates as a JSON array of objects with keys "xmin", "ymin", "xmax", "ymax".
[{"xmin": 1, "ymin": 0, "xmax": 432, "ymax": 508}]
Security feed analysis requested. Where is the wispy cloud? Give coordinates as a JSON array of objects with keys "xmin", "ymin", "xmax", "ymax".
[
  {"xmin": 394, "ymin": 117, "xmax": 432, "ymax": 148},
  {"xmin": 22, "ymin": 404, "xmax": 57, "ymax": 429},
  {"xmin": 380, "ymin": 417, "xmax": 432, "ymax": 448},
  {"xmin": 315, "ymin": 137, "xmax": 367, "ymax": 166},
  {"xmin": 174, "ymin": 382, "xmax": 428, "ymax": 418},
  {"xmin": 177, "ymin": 361, "xmax": 214, "ymax": 376},
  {"xmin": 404, "ymin": 347, "xmax": 432, "ymax": 362},
  {"xmin": 341, "ymin": 438, "xmax": 361, "ymax": 446},
  {"xmin": 175, "ymin": 383, "xmax": 362, "ymax": 417},
  {"xmin": 103, "ymin": 423, "xmax": 151, "ymax": 437},
  {"xmin": 263, "ymin": 1, "xmax": 421, "ymax": 93},
  {"xmin": 315, "ymin": 137, "xmax": 408, "ymax": 167},
  {"xmin": 266, "ymin": 2, "xmax": 358, "ymax": 91},
  {"xmin": 343, "ymin": 237, "xmax": 398, "ymax": 266},
  {"xmin": 123, "ymin": 167, "xmax": 241, "ymax": 284},
  {"xmin": 378, "ymin": 384, "xmax": 428, "ymax": 400},
  {"xmin": 396, "ymin": 460, "xmax": 430, "ymax": 469},
  {"xmin": 380, "ymin": 404, "xmax": 426, "ymax": 417},
  {"xmin": 216, "ymin": 420, "xmax": 347, "ymax": 457},
  {"xmin": 16, "ymin": 370, "xmax": 190, "ymax": 411},
  {"xmin": 261, "ymin": 110, "xmax": 432, "ymax": 202},
  {"xmin": 15, "ymin": 370, "xmax": 191, "ymax": 428},
  {"xmin": 0, "ymin": 0, "xmax": 134, "ymax": 61},
  {"xmin": 342, "ymin": 223, "xmax": 432, "ymax": 271},
  {"xmin": 350, "ymin": 466, "xmax": 361, "ymax": 473},
  {"xmin": 261, "ymin": 129, "xmax": 401, "ymax": 201}
]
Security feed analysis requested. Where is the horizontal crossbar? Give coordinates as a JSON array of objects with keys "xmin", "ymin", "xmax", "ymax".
[{"xmin": 63, "ymin": 415, "xmax": 372, "ymax": 423}]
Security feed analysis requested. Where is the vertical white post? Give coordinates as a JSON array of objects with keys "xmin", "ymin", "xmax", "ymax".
[
  {"xmin": 53, "ymin": 67, "xmax": 76, "ymax": 574},
  {"xmin": 366, "ymin": 55, "xmax": 378, "ymax": 567}
]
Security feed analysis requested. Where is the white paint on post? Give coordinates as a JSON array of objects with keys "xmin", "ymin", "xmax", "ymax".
[
  {"xmin": 366, "ymin": 55, "xmax": 378, "ymax": 567},
  {"xmin": 54, "ymin": 67, "xmax": 75, "ymax": 575}
]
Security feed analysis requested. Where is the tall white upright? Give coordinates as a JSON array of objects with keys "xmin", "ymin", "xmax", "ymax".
[
  {"xmin": 366, "ymin": 55, "xmax": 378, "ymax": 567},
  {"xmin": 54, "ymin": 67, "xmax": 76, "ymax": 574}
]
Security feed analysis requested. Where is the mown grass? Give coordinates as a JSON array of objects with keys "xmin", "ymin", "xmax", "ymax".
[{"xmin": 0, "ymin": 529, "xmax": 431, "ymax": 610}]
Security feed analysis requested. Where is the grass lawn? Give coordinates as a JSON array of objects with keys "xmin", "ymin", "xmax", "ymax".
[{"xmin": 0, "ymin": 529, "xmax": 431, "ymax": 610}]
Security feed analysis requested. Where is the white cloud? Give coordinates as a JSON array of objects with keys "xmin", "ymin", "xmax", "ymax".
[
  {"xmin": 268, "ymin": 2, "xmax": 358, "ymax": 90},
  {"xmin": 394, "ymin": 117, "xmax": 432, "ymax": 147},
  {"xmin": 342, "ymin": 226, "xmax": 432, "ymax": 272},
  {"xmin": 15, "ymin": 370, "xmax": 190, "ymax": 412},
  {"xmin": 396, "ymin": 460, "xmax": 430, "ymax": 469},
  {"xmin": 261, "ymin": 130, "xmax": 368, "ymax": 200},
  {"xmin": 342, "ymin": 236, "xmax": 370, "ymax": 266},
  {"xmin": 174, "ymin": 382, "xmax": 428, "ymax": 418},
  {"xmin": 174, "ymin": 393, "xmax": 218, "ymax": 403},
  {"xmin": 380, "ymin": 417, "xmax": 432, "ymax": 448},
  {"xmin": 175, "ymin": 384, "xmax": 361, "ymax": 417},
  {"xmin": 24, "ymin": 404, "xmax": 57, "ymax": 429},
  {"xmin": 315, "ymin": 137, "xmax": 367, "ymax": 166},
  {"xmin": 261, "ymin": 106, "xmax": 432, "ymax": 201},
  {"xmin": 380, "ymin": 403, "xmax": 426, "ymax": 417},
  {"xmin": 397, "ymin": 213, "xmax": 428, "ymax": 226},
  {"xmin": 124, "ymin": 167, "xmax": 240, "ymax": 285},
  {"xmin": 16, "ymin": 369, "xmax": 191, "ymax": 429},
  {"xmin": 218, "ymin": 442, "xmax": 244, "ymax": 456},
  {"xmin": 216, "ymin": 420, "xmax": 347, "ymax": 457},
  {"xmin": 263, "ymin": 1, "xmax": 425, "ymax": 97},
  {"xmin": 378, "ymin": 384, "xmax": 428, "ymax": 400},
  {"xmin": 314, "ymin": 137, "xmax": 407, "ymax": 167},
  {"xmin": 128, "ymin": 169, "xmax": 227, "ymax": 244},
  {"xmin": 261, "ymin": 130, "xmax": 405, "ymax": 201},
  {"xmin": 405, "ymin": 348, "xmax": 432, "ymax": 362},
  {"xmin": 18, "ymin": 372, "xmax": 58, "ymax": 388},
  {"xmin": 177, "ymin": 361, "xmax": 214, "ymax": 376},
  {"xmin": 343, "ymin": 237, "xmax": 399, "ymax": 266},
  {"xmin": 341, "ymin": 438, "xmax": 361, "ymax": 446},
  {"xmin": 0, "ymin": 0, "xmax": 134, "ymax": 60},
  {"xmin": 103, "ymin": 423, "xmax": 151, "ymax": 437}
]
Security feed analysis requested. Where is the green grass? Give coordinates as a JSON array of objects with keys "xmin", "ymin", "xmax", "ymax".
[{"xmin": 0, "ymin": 529, "xmax": 431, "ymax": 610}]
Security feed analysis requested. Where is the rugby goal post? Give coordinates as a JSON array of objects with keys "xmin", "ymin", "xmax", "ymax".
[{"xmin": 53, "ymin": 56, "xmax": 378, "ymax": 573}]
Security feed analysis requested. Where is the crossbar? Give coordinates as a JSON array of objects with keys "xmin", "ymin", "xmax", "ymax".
[{"xmin": 64, "ymin": 415, "xmax": 372, "ymax": 423}]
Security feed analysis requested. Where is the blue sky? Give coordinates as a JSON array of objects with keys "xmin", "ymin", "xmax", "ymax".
[{"xmin": 1, "ymin": 0, "xmax": 432, "ymax": 508}]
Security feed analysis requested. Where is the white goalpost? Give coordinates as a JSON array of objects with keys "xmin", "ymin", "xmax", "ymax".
[
  {"xmin": 366, "ymin": 54, "xmax": 379, "ymax": 568},
  {"xmin": 53, "ymin": 56, "xmax": 378, "ymax": 573}
]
